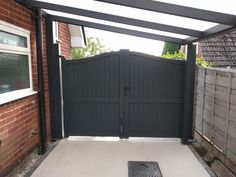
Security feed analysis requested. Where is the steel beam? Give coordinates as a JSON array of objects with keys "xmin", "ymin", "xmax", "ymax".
[
  {"xmin": 22, "ymin": 0, "xmax": 202, "ymax": 37},
  {"xmin": 186, "ymin": 25, "xmax": 236, "ymax": 43},
  {"xmin": 50, "ymin": 15, "xmax": 186, "ymax": 44},
  {"xmin": 95, "ymin": 0, "xmax": 236, "ymax": 26},
  {"xmin": 182, "ymin": 43, "xmax": 196, "ymax": 144}
]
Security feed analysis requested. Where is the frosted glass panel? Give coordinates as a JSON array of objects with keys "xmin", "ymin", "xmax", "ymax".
[
  {"xmin": 154, "ymin": 0, "xmax": 236, "ymax": 15},
  {"xmin": 0, "ymin": 31, "xmax": 27, "ymax": 48},
  {"xmin": 44, "ymin": 10, "xmax": 189, "ymax": 39},
  {"xmin": 36, "ymin": 0, "xmax": 218, "ymax": 31},
  {"xmin": 0, "ymin": 53, "xmax": 30, "ymax": 94}
]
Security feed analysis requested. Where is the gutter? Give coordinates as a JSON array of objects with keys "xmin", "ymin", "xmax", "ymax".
[{"xmin": 35, "ymin": 8, "xmax": 47, "ymax": 154}]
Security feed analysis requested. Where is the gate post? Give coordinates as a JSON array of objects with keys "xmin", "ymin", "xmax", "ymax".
[
  {"xmin": 46, "ymin": 17, "xmax": 62, "ymax": 139},
  {"xmin": 182, "ymin": 43, "xmax": 196, "ymax": 144}
]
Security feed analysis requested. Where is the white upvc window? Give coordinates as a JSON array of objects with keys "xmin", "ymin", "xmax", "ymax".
[
  {"xmin": 53, "ymin": 21, "xmax": 59, "ymax": 43},
  {"xmin": 53, "ymin": 21, "xmax": 61, "ymax": 55},
  {"xmin": 0, "ymin": 20, "xmax": 36, "ymax": 105}
]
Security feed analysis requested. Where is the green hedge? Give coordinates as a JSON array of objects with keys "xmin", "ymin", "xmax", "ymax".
[{"xmin": 161, "ymin": 51, "xmax": 211, "ymax": 67}]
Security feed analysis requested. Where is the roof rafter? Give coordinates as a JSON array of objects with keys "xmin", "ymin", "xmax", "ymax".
[
  {"xmin": 50, "ymin": 15, "xmax": 186, "ymax": 44},
  {"xmin": 187, "ymin": 25, "xmax": 236, "ymax": 43},
  {"xmin": 23, "ymin": 0, "xmax": 201, "ymax": 37},
  {"xmin": 95, "ymin": 0, "xmax": 236, "ymax": 26}
]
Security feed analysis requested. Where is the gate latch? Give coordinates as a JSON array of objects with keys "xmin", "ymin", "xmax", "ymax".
[{"xmin": 124, "ymin": 86, "xmax": 131, "ymax": 96}]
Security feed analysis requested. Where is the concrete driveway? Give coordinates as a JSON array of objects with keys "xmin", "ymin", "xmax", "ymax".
[{"xmin": 31, "ymin": 137, "xmax": 212, "ymax": 177}]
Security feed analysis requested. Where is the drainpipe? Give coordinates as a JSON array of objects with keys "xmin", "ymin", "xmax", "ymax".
[{"xmin": 35, "ymin": 8, "xmax": 47, "ymax": 154}]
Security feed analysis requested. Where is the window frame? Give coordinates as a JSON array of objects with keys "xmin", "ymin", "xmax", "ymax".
[
  {"xmin": 53, "ymin": 21, "xmax": 62, "ymax": 55},
  {"xmin": 0, "ymin": 20, "xmax": 35, "ymax": 105},
  {"xmin": 53, "ymin": 21, "xmax": 59, "ymax": 43}
]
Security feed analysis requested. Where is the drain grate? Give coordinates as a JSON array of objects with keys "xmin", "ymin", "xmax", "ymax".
[{"xmin": 128, "ymin": 161, "xmax": 163, "ymax": 177}]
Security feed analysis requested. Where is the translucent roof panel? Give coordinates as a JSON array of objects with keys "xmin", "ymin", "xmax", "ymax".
[
  {"xmin": 35, "ymin": 0, "xmax": 218, "ymax": 31},
  {"xmin": 44, "ymin": 9, "xmax": 190, "ymax": 39},
  {"xmin": 154, "ymin": 0, "xmax": 236, "ymax": 15}
]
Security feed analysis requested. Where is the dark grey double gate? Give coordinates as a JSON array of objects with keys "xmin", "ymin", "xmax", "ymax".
[{"xmin": 62, "ymin": 50, "xmax": 185, "ymax": 138}]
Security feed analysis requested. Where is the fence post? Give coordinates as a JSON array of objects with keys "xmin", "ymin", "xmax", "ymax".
[
  {"xmin": 182, "ymin": 43, "xmax": 196, "ymax": 144},
  {"xmin": 224, "ymin": 73, "xmax": 232, "ymax": 153},
  {"xmin": 192, "ymin": 67, "xmax": 198, "ymax": 133},
  {"xmin": 210, "ymin": 70, "xmax": 216, "ymax": 142},
  {"xmin": 201, "ymin": 68, "xmax": 206, "ymax": 135}
]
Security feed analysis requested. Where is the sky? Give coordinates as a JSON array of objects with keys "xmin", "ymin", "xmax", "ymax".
[
  {"xmin": 84, "ymin": 28, "xmax": 165, "ymax": 56},
  {"xmin": 41, "ymin": 0, "xmax": 236, "ymax": 56}
]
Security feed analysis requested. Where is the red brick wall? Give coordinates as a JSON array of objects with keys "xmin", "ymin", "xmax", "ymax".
[
  {"xmin": 59, "ymin": 23, "xmax": 72, "ymax": 59},
  {"xmin": 0, "ymin": 96, "xmax": 40, "ymax": 176},
  {"xmin": 0, "ymin": 0, "xmax": 50, "ymax": 176}
]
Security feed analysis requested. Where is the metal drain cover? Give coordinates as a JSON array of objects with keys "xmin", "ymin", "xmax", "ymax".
[{"xmin": 128, "ymin": 161, "xmax": 163, "ymax": 177}]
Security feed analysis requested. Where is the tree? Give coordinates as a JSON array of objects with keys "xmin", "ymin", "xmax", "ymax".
[
  {"xmin": 72, "ymin": 37, "xmax": 109, "ymax": 59},
  {"xmin": 162, "ymin": 42, "xmax": 180, "ymax": 55}
]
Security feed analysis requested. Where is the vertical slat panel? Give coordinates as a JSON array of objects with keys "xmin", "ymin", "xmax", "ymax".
[
  {"xmin": 127, "ymin": 52, "xmax": 184, "ymax": 137},
  {"xmin": 62, "ymin": 53, "xmax": 121, "ymax": 137}
]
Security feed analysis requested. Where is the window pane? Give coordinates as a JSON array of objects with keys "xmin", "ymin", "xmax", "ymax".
[
  {"xmin": 0, "ymin": 31, "xmax": 27, "ymax": 47},
  {"xmin": 0, "ymin": 53, "xmax": 30, "ymax": 94}
]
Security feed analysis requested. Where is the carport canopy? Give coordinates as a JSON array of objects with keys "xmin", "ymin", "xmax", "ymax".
[
  {"xmin": 17, "ymin": 0, "xmax": 236, "ymax": 45},
  {"xmin": 15, "ymin": 0, "xmax": 236, "ymax": 145}
]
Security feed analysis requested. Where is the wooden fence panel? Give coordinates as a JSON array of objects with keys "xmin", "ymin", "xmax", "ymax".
[{"xmin": 194, "ymin": 67, "xmax": 236, "ymax": 162}]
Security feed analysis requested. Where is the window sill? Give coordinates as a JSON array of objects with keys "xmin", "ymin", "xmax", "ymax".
[{"xmin": 0, "ymin": 91, "xmax": 38, "ymax": 105}]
